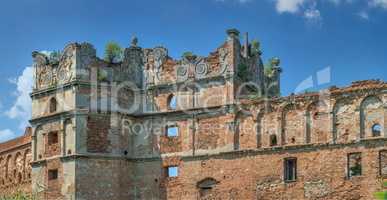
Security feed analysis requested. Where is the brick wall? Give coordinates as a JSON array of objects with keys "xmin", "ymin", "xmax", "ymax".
[
  {"xmin": 75, "ymin": 157, "xmax": 132, "ymax": 200},
  {"xmin": 163, "ymin": 142, "xmax": 387, "ymax": 199},
  {"xmin": 43, "ymin": 159, "xmax": 64, "ymax": 200},
  {"xmin": 86, "ymin": 114, "xmax": 111, "ymax": 153},
  {"xmin": 0, "ymin": 128, "xmax": 32, "ymax": 197}
]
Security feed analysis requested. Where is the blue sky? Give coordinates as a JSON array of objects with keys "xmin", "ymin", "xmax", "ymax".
[{"xmin": 0, "ymin": 0, "xmax": 386, "ymax": 141}]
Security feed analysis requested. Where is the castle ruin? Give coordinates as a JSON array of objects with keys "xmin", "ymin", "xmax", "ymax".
[{"xmin": 0, "ymin": 29, "xmax": 386, "ymax": 199}]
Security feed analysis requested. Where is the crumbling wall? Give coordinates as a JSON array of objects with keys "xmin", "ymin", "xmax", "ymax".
[
  {"xmin": 165, "ymin": 144, "xmax": 386, "ymax": 200},
  {"xmin": 152, "ymin": 81, "xmax": 233, "ymax": 112},
  {"xmin": 360, "ymin": 95, "xmax": 384, "ymax": 139},
  {"xmin": 143, "ymin": 40, "xmax": 233, "ymax": 87},
  {"xmin": 196, "ymin": 82, "xmax": 232, "ymax": 108},
  {"xmin": 333, "ymin": 98, "xmax": 359, "ymax": 143},
  {"xmin": 195, "ymin": 114, "xmax": 234, "ymax": 154},
  {"xmin": 34, "ymin": 121, "xmax": 61, "ymax": 160},
  {"xmin": 42, "ymin": 159, "xmax": 64, "ymax": 200},
  {"xmin": 237, "ymin": 113, "xmax": 257, "ymax": 149},
  {"xmin": 0, "ymin": 131, "xmax": 32, "ymax": 197},
  {"xmin": 282, "ymin": 103, "xmax": 305, "ymax": 145},
  {"xmin": 21, "ymin": 30, "xmax": 387, "ymax": 200},
  {"xmin": 261, "ymin": 107, "xmax": 279, "ymax": 147},
  {"xmin": 31, "ymin": 89, "xmax": 75, "ymax": 119},
  {"xmin": 86, "ymin": 114, "xmax": 111, "ymax": 153},
  {"xmin": 307, "ymin": 101, "xmax": 331, "ymax": 144}
]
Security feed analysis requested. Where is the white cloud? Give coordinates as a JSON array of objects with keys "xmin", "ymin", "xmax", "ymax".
[
  {"xmin": 274, "ymin": 0, "xmax": 307, "ymax": 13},
  {"xmin": 215, "ymin": 0, "xmax": 251, "ymax": 3},
  {"xmin": 5, "ymin": 66, "xmax": 33, "ymax": 130},
  {"xmin": 304, "ymin": 6, "xmax": 322, "ymax": 24},
  {"xmin": 328, "ymin": 0, "xmax": 341, "ymax": 5},
  {"xmin": 327, "ymin": 0, "xmax": 356, "ymax": 5},
  {"xmin": 272, "ymin": 0, "xmax": 363, "ymax": 16},
  {"xmin": 0, "ymin": 129, "xmax": 17, "ymax": 143},
  {"xmin": 370, "ymin": 0, "xmax": 387, "ymax": 9},
  {"xmin": 357, "ymin": 11, "xmax": 369, "ymax": 19}
]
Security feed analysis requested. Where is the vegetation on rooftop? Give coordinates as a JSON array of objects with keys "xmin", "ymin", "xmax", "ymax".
[
  {"xmin": 250, "ymin": 39, "xmax": 261, "ymax": 56},
  {"xmin": 104, "ymin": 42, "xmax": 123, "ymax": 63},
  {"xmin": 237, "ymin": 63, "xmax": 250, "ymax": 82},
  {"xmin": 48, "ymin": 51, "xmax": 61, "ymax": 65},
  {"xmin": 182, "ymin": 51, "xmax": 195, "ymax": 59},
  {"xmin": 264, "ymin": 57, "xmax": 280, "ymax": 78}
]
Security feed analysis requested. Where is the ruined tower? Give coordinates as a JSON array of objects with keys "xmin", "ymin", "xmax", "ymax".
[{"xmin": 28, "ymin": 29, "xmax": 279, "ymax": 199}]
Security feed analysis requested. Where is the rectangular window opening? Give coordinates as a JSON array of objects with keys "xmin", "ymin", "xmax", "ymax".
[
  {"xmin": 167, "ymin": 166, "xmax": 178, "ymax": 178},
  {"xmin": 167, "ymin": 126, "xmax": 179, "ymax": 137},
  {"xmin": 284, "ymin": 158, "xmax": 297, "ymax": 182},
  {"xmin": 348, "ymin": 153, "xmax": 362, "ymax": 177},
  {"xmin": 48, "ymin": 132, "xmax": 59, "ymax": 145},
  {"xmin": 48, "ymin": 169, "xmax": 58, "ymax": 180}
]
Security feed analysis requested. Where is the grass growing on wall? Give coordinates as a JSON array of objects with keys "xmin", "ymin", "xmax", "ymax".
[
  {"xmin": 374, "ymin": 192, "xmax": 387, "ymax": 200},
  {"xmin": 104, "ymin": 42, "xmax": 123, "ymax": 63},
  {"xmin": 0, "ymin": 191, "xmax": 38, "ymax": 200},
  {"xmin": 374, "ymin": 181, "xmax": 387, "ymax": 200}
]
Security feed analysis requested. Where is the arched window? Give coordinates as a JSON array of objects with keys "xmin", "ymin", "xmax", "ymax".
[
  {"xmin": 17, "ymin": 172, "xmax": 22, "ymax": 184},
  {"xmin": 281, "ymin": 103, "xmax": 300, "ymax": 145},
  {"xmin": 0, "ymin": 157, "xmax": 3, "ymax": 185},
  {"xmin": 5, "ymin": 155, "xmax": 11, "ymax": 182},
  {"xmin": 360, "ymin": 96, "xmax": 383, "ymax": 139},
  {"xmin": 270, "ymin": 134, "xmax": 277, "ymax": 146},
  {"xmin": 167, "ymin": 94, "xmax": 177, "ymax": 110},
  {"xmin": 24, "ymin": 149, "xmax": 31, "ymax": 180},
  {"xmin": 14, "ymin": 152, "xmax": 22, "ymax": 175},
  {"xmin": 197, "ymin": 178, "xmax": 219, "ymax": 199},
  {"xmin": 49, "ymin": 98, "xmax": 57, "ymax": 113},
  {"xmin": 256, "ymin": 113, "xmax": 264, "ymax": 148},
  {"xmin": 197, "ymin": 178, "xmax": 218, "ymax": 189},
  {"xmin": 372, "ymin": 124, "xmax": 382, "ymax": 137},
  {"xmin": 306, "ymin": 101, "xmax": 328, "ymax": 144}
]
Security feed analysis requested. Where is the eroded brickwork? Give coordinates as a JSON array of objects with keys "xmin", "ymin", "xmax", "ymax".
[
  {"xmin": 0, "ymin": 128, "xmax": 32, "ymax": 197},
  {"xmin": 86, "ymin": 114, "xmax": 111, "ymax": 153},
  {"xmin": 1, "ymin": 29, "xmax": 385, "ymax": 199}
]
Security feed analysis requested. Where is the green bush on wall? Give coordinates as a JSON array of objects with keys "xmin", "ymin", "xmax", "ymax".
[
  {"xmin": 104, "ymin": 42, "xmax": 123, "ymax": 63},
  {"xmin": 250, "ymin": 39, "xmax": 261, "ymax": 56},
  {"xmin": 237, "ymin": 63, "xmax": 250, "ymax": 82}
]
